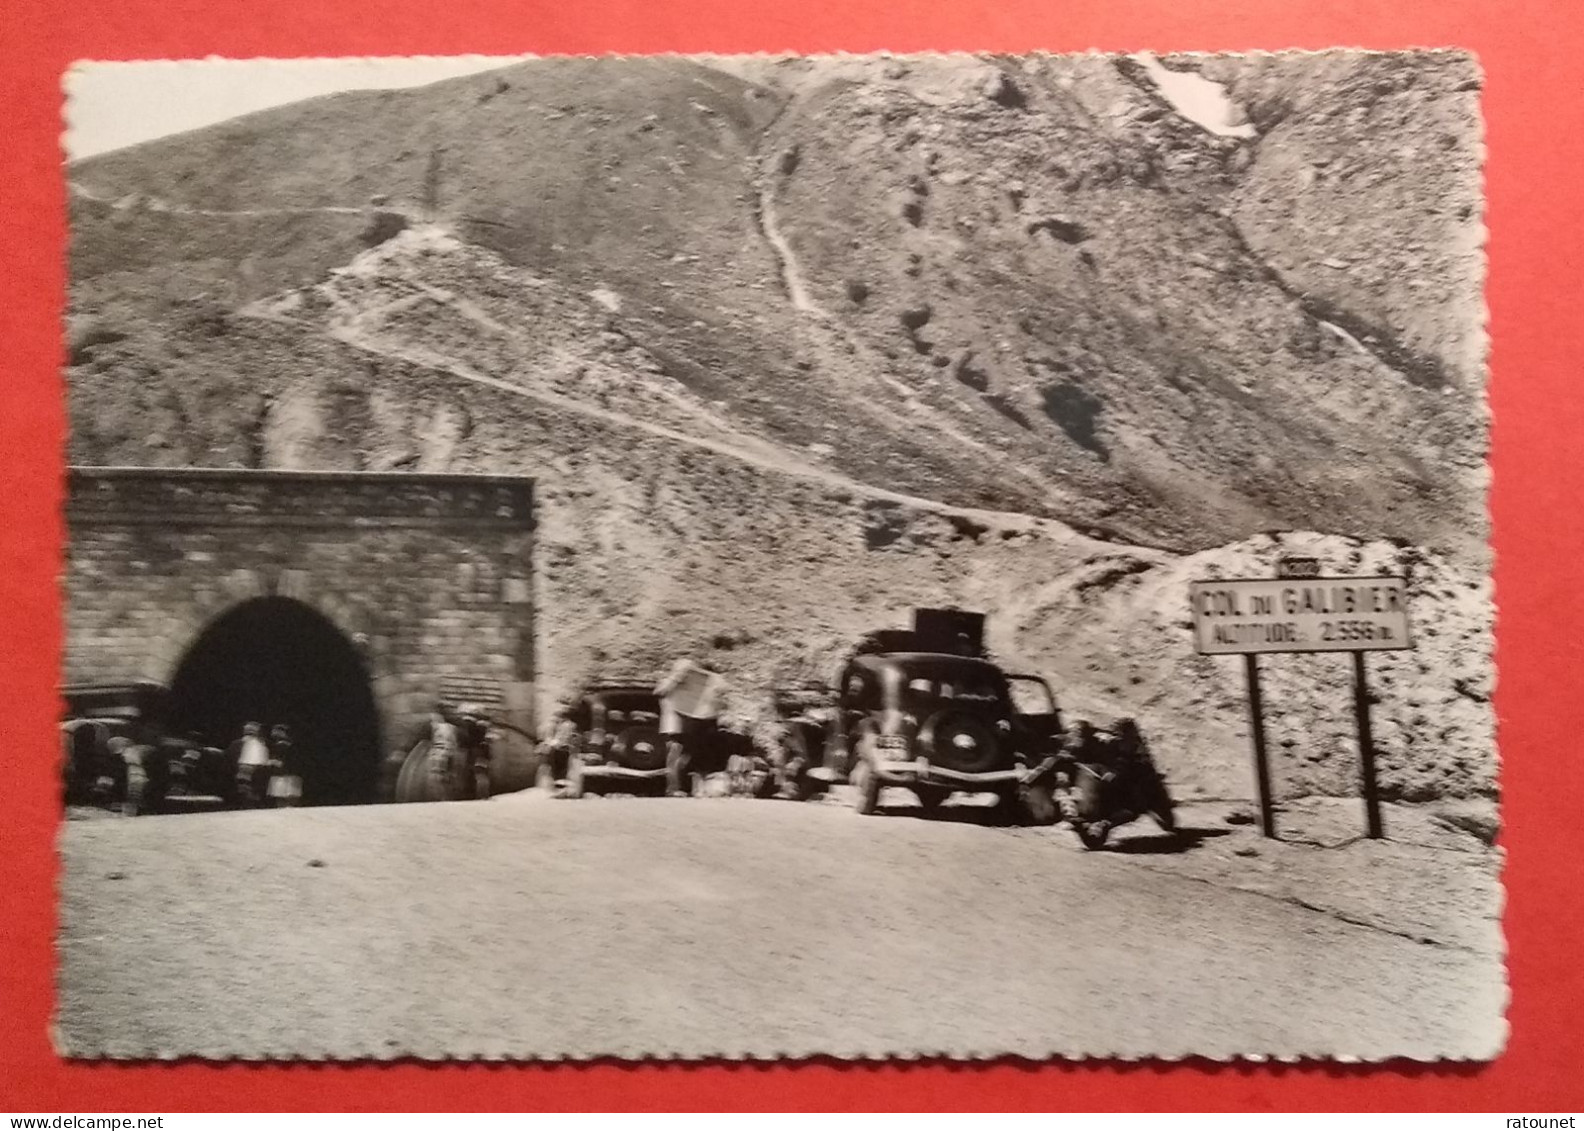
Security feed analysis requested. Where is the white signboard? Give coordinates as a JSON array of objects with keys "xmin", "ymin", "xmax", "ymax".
[{"xmin": 1189, "ymin": 576, "xmax": 1413, "ymax": 655}]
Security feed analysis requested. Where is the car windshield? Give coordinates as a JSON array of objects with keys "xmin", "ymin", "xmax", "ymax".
[
  {"xmin": 896, "ymin": 665, "xmax": 1006, "ymax": 709},
  {"xmin": 1007, "ymin": 678, "xmax": 1056, "ymax": 717},
  {"xmin": 606, "ymin": 708, "xmax": 659, "ymax": 725},
  {"xmin": 597, "ymin": 694, "xmax": 660, "ymax": 724}
]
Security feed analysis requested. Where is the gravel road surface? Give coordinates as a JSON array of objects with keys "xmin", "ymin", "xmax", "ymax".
[{"xmin": 57, "ymin": 794, "xmax": 1504, "ymax": 1061}]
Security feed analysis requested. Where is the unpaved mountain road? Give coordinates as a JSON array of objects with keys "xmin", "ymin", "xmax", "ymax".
[
  {"xmin": 56, "ymin": 795, "xmax": 1503, "ymax": 1061},
  {"xmin": 297, "ymin": 249, "xmax": 1102, "ymax": 543}
]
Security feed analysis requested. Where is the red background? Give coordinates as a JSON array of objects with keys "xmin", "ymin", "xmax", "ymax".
[{"xmin": 3, "ymin": 0, "xmax": 1582, "ymax": 1112}]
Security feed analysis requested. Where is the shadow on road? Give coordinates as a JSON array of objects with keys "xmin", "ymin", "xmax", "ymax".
[
  {"xmin": 1106, "ymin": 826, "xmax": 1233, "ymax": 854},
  {"xmin": 871, "ymin": 806, "xmax": 1234, "ymax": 854}
]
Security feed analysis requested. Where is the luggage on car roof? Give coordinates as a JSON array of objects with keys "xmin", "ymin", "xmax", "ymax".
[{"xmin": 912, "ymin": 608, "xmax": 986, "ymax": 657}]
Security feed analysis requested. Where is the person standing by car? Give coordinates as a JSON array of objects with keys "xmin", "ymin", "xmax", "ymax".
[
  {"xmin": 453, "ymin": 703, "xmax": 493, "ymax": 800},
  {"xmin": 108, "ymin": 736, "xmax": 147, "ymax": 816},
  {"xmin": 266, "ymin": 724, "xmax": 301, "ymax": 808},
  {"xmin": 656, "ymin": 656, "xmax": 727, "ymax": 797},
  {"xmin": 427, "ymin": 706, "xmax": 462, "ymax": 800},
  {"xmin": 268, "ymin": 725, "xmax": 293, "ymax": 773},
  {"xmin": 538, "ymin": 703, "xmax": 578, "ymax": 790},
  {"xmin": 232, "ymin": 721, "xmax": 272, "ymax": 807}
]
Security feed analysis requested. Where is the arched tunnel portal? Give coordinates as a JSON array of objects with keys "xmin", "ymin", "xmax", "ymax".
[
  {"xmin": 62, "ymin": 467, "xmax": 538, "ymax": 805},
  {"xmin": 168, "ymin": 596, "xmax": 382, "ymax": 806}
]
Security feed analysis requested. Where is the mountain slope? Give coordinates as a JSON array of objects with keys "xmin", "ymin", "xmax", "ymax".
[
  {"xmin": 68, "ymin": 50, "xmax": 1486, "ymax": 555},
  {"xmin": 63, "ymin": 52, "xmax": 1493, "ymax": 803}
]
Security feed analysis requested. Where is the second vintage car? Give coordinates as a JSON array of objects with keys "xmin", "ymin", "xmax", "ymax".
[
  {"xmin": 59, "ymin": 681, "xmax": 295, "ymax": 814},
  {"xmin": 548, "ymin": 682, "xmax": 672, "ymax": 798},
  {"xmin": 779, "ymin": 609, "xmax": 1065, "ymax": 823}
]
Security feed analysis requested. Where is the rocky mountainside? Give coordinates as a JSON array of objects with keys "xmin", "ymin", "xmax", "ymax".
[{"xmin": 64, "ymin": 51, "xmax": 1493, "ymax": 803}]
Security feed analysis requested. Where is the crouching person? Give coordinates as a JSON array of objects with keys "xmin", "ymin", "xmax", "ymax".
[
  {"xmin": 723, "ymin": 731, "xmax": 757, "ymax": 798},
  {"xmin": 1052, "ymin": 719, "xmax": 1103, "ymax": 826}
]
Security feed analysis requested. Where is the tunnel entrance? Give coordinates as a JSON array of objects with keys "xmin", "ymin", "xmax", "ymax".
[{"xmin": 168, "ymin": 597, "xmax": 382, "ymax": 805}]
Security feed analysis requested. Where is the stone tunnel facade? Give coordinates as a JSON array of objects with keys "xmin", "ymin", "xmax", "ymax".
[{"xmin": 63, "ymin": 467, "xmax": 536, "ymax": 798}]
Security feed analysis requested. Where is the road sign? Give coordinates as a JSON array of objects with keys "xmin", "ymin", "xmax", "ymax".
[
  {"xmin": 1190, "ymin": 572, "xmax": 1413, "ymax": 842},
  {"xmin": 1189, "ymin": 575, "xmax": 1412, "ymax": 655}
]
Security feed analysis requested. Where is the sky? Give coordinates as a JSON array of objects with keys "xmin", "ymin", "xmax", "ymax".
[{"xmin": 63, "ymin": 56, "xmax": 529, "ymax": 161}]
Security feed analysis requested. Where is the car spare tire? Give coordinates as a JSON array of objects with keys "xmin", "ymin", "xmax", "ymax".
[
  {"xmin": 917, "ymin": 711, "xmax": 1001, "ymax": 775},
  {"xmin": 394, "ymin": 741, "xmax": 438, "ymax": 803},
  {"xmin": 611, "ymin": 726, "xmax": 666, "ymax": 771}
]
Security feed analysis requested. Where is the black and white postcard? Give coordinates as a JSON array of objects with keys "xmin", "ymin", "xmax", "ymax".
[{"xmin": 56, "ymin": 50, "xmax": 1499, "ymax": 1061}]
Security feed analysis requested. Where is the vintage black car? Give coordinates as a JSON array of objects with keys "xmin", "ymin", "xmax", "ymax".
[
  {"xmin": 768, "ymin": 680, "xmax": 838, "ymax": 800},
  {"xmin": 831, "ymin": 653, "xmax": 1063, "ymax": 821},
  {"xmin": 60, "ymin": 682, "xmax": 247, "ymax": 814},
  {"xmin": 162, "ymin": 733, "xmax": 245, "ymax": 810},
  {"xmin": 547, "ymin": 683, "xmax": 671, "ymax": 798},
  {"xmin": 60, "ymin": 681, "xmax": 162, "ymax": 810},
  {"xmin": 774, "ymin": 610, "xmax": 1065, "ymax": 823}
]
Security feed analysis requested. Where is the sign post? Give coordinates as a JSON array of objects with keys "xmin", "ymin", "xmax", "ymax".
[
  {"xmin": 1353, "ymin": 651, "xmax": 1384, "ymax": 839},
  {"xmin": 1242, "ymin": 653, "xmax": 1277, "ymax": 838},
  {"xmin": 1189, "ymin": 567, "xmax": 1413, "ymax": 841}
]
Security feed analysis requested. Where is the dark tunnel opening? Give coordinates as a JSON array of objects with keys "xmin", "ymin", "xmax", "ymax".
[{"xmin": 168, "ymin": 597, "xmax": 381, "ymax": 805}]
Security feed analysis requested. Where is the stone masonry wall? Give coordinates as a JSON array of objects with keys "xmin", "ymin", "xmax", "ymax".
[{"xmin": 64, "ymin": 468, "xmax": 537, "ymax": 756}]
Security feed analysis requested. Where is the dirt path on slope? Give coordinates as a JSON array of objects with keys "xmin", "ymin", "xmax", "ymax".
[
  {"xmin": 70, "ymin": 181, "xmax": 365, "ymax": 219},
  {"xmin": 318, "ymin": 312, "xmax": 1124, "ymax": 544}
]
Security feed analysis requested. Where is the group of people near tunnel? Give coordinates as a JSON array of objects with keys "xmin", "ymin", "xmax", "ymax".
[
  {"xmin": 74, "ymin": 717, "xmax": 301, "ymax": 817},
  {"xmin": 232, "ymin": 721, "xmax": 298, "ymax": 807}
]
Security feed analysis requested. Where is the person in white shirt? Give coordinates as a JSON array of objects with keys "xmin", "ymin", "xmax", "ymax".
[
  {"xmin": 233, "ymin": 721, "xmax": 272, "ymax": 806},
  {"xmin": 655, "ymin": 657, "xmax": 727, "ymax": 796},
  {"xmin": 540, "ymin": 704, "xmax": 579, "ymax": 789}
]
